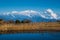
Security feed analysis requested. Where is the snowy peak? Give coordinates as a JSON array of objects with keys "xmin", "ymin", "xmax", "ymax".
[
  {"xmin": 2, "ymin": 10, "xmax": 40, "ymax": 17},
  {"xmin": 45, "ymin": 9, "xmax": 58, "ymax": 19},
  {"xmin": 0, "ymin": 9, "xmax": 59, "ymax": 22}
]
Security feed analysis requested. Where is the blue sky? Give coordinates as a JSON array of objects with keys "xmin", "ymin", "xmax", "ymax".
[{"xmin": 0, "ymin": 0, "xmax": 60, "ymax": 13}]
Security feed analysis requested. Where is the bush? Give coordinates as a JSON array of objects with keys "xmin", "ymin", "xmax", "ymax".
[
  {"xmin": 15, "ymin": 20, "xmax": 21, "ymax": 24},
  {"xmin": 21, "ymin": 19, "xmax": 31, "ymax": 23},
  {"xmin": 8, "ymin": 20, "xmax": 15, "ymax": 23},
  {"xmin": 57, "ymin": 20, "xmax": 60, "ymax": 22},
  {"xmin": 56, "ymin": 20, "xmax": 60, "ymax": 24},
  {"xmin": 0, "ymin": 19, "xmax": 4, "ymax": 24},
  {"xmin": 0, "ymin": 19, "xmax": 3, "ymax": 21}
]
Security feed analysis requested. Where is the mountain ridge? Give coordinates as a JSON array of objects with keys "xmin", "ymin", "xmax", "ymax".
[{"xmin": 0, "ymin": 9, "xmax": 59, "ymax": 22}]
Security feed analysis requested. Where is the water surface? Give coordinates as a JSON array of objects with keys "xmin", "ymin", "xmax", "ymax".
[{"xmin": 0, "ymin": 32, "xmax": 60, "ymax": 40}]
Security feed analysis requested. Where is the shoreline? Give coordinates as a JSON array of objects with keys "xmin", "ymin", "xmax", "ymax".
[{"xmin": 0, "ymin": 30, "xmax": 60, "ymax": 34}]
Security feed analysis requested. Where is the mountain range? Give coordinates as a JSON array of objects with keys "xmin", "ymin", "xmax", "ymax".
[{"xmin": 0, "ymin": 9, "xmax": 59, "ymax": 22}]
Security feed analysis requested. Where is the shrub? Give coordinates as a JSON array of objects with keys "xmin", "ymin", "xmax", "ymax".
[
  {"xmin": 0, "ymin": 19, "xmax": 4, "ymax": 24},
  {"xmin": 56, "ymin": 20, "xmax": 60, "ymax": 22},
  {"xmin": 15, "ymin": 20, "xmax": 21, "ymax": 24},
  {"xmin": 7, "ymin": 20, "xmax": 15, "ymax": 23},
  {"xmin": 0, "ymin": 19, "xmax": 3, "ymax": 21},
  {"xmin": 21, "ymin": 19, "xmax": 31, "ymax": 23}
]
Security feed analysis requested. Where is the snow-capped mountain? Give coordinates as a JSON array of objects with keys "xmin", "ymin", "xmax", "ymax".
[{"xmin": 0, "ymin": 9, "xmax": 59, "ymax": 22}]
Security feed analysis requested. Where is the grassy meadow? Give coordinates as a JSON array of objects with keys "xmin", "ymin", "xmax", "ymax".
[{"xmin": 0, "ymin": 22, "xmax": 60, "ymax": 33}]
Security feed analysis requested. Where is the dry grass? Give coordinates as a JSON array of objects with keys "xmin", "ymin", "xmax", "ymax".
[{"xmin": 0, "ymin": 22, "xmax": 60, "ymax": 31}]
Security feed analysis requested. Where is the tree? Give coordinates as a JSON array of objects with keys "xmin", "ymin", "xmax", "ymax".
[
  {"xmin": 7, "ymin": 20, "xmax": 15, "ymax": 23},
  {"xmin": 56, "ymin": 20, "xmax": 60, "ymax": 22},
  {"xmin": 0, "ymin": 19, "xmax": 3, "ymax": 21},
  {"xmin": 21, "ymin": 19, "xmax": 31, "ymax": 23},
  {"xmin": 56, "ymin": 20, "xmax": 60, "ymax": 24},
  {"xmin": 15, "ymin": 20, "xmax": 21, "ymax": 24},
  {"xmin": 0, "ymin": 19, "xmax": 4, "ymax": 24}
]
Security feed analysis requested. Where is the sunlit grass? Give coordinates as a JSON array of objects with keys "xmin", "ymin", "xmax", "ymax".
[{"xmin": 0, "ymin": 22, "xmax": 60, "ymax": 31}]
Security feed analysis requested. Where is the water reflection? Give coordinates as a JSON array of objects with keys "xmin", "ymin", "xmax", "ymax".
[{"xmin": 0, "ymin": 32, "xmax": 60, "ymax": 40}]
